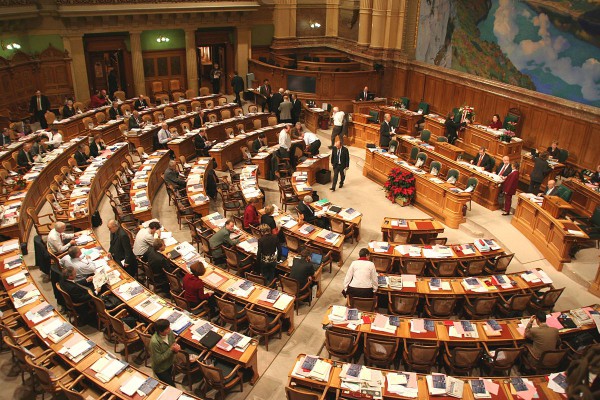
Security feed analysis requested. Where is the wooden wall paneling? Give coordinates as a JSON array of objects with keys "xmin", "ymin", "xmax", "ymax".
[
  {"xmin": 142, "ymin": 49, "xmax": 187, "ymax": 98},
  {"xmin": 582, "ymin": 125, "xmax": 600, "ymax": 167}
]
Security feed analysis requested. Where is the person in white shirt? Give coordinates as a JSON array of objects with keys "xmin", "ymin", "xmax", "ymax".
[
  {"xmin": 157, "ymin": 123, "xmax": 172, "ymax": 146},
  {"xmin": 46, "ymin": 129, "xmax": 63, "ymax": 148},
  {"xmin": 278, "ymin": 124, "xmax": 292, "ymax": 158},
  {"xmin": 47, "ymin": 222, "xmax": 75, "ymax": 254},
  {"xmin": 133, "ymin": 221, "xmax": 161, "ymax": 257},
  {"xmin": 342, "ymin": 248, "xmax": 378, "ymax": 298},
  {"xmin": 60, "ymin": 246, "xmax": 97, "ymax": 282},
  {"xmin": 303, "ymin": 130, "xmax": 321, "ymax": 156},
  {"xmin": 330, "ymin": 107, "xmax": 345, "ymax": 148}
]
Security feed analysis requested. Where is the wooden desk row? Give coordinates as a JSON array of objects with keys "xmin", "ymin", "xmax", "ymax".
[
  {"xmin": 251, "ymin": 139, "xmax": 303, "ymax": 180},
  {"xmin": 0, "ymin": 136, "xmax": 89, "ymax": 245},
  {"xmin": 129, "ymin": 149, "xmax": 172, "ymax": 221},
  {"xmin": 397, "ymin": 135, "xmax": 507, "ymax": 210},
  {"xmin": 519, "ymin": 154, "xmax": 565, "ymax": 191},
  {"xmin": 380, "ymin": 217, "xmax": 445, "ymax": 242},
  {"xmin": 290, "ymin": 353, "xmax": 570, "ymax": 400},
  {"xmin": 186, "ymin": 157, "xmax": 213, "ymax": 218},
  {"xmin": 0, "ymin": 239, "xmax": 203, "ymax": 400},
  {"xmin": 511, "ymin": 194, "xmax": 589, "ymax": 271},
  {"xmin": 376, "ymin": 105, "xmax": 423, "ymax": 136},
  {"xmin": 363, "ymin": 149, "xmax": 470, "ymax": 228},
  {"xmin": 302, "ymin": 105, "xmax": 328, "ymax": 133},
  {"xmin": 561, "ymin": 178, "xmax": 600, "ymax": 218},
  {"xmin": 0, "ymin": 132, "xmax": 39, "ymax": 170}
]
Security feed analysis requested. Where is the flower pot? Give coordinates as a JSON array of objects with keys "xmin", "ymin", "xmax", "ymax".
[{"xmin": 395, "ymin": 197, "xmax": 408, "ymax": 207}]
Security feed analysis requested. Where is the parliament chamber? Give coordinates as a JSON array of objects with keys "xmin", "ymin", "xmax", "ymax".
[{"xmin": 0, "ymin": 0, "xmax": 599, "ymax": 399}]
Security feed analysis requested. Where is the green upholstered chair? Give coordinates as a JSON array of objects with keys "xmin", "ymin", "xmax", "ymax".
[
  {"xmin": 556, "ymin": 185, "xmax": 573, "ymax": 202},
  {"xmin": 430, "ymin": 161, "xmax": 441, "ymax": 176},
  {"xmin": 420, "ymin": 129, "xmax": 431, "ymax": 143},
  {"xmin": 415, "ymin": 152, "xmax": 427, "ymax": 167},
  {"xmin": 388, "ymin": 140, "xmax": 398, "ymax": 154},
  {"xmin": 390, "ymin": 115, "xmax": 400, "ymax": 129},
  {"xmin": 447, "ymin": 169, "xmax": 459, "ymax": 183},
  {"xmin": 503, "ymin": 114, "xmax": 519, "ymax": 130},
  {"xmin": 488, "ymin": 158, "xmax": 496, "ymax": 172},
  {"xmin": 437, "ymin": 136, "xmax": 448, "ymax": 142},
  {"xmin": 409, "ymin": 146, "xmax": 419, "ymax": 162},
  {"xmin": 368, "ymin": 110, "xmax": 379, "ymax": 123},
  {"xmin": 573, "ymin": 207, "xmax": 600, "ymax": 249},
  {"xmin": 417, "ymin": 102, "xmax": 429, "ymax": 115},
  {"xmin": 400, "ymin": 97, "xmax": 410, "ymax": 108},
  {"xmin": 557, "ymin": 149, "xmax": 569, "ymax": 163},
  {"xmin": 466, "ymin": 177, "xmax": 479, "ymax": 210}
]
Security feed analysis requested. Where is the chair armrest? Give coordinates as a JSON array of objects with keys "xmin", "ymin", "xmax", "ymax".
[
  {"xmin": 522, "ymin": 345, "xmax": 539, "ymax": 361},
  {"xmin": 497, "ymin": 292, "xmax": 510, "ymax": 303},
  {"xmin": 222, "ymin": 363, "xmax": 241, "ymax": 380},
  {"xmin": 268, "ymin": 312, "xmax": 282, "ymax": 327},
  {"xmin": 54, "ymin": 367, "xmax": 77, "ymax": 381},
  {"xmin": 190, "ymin": 300, "xmax": 209, "ymax": 312},
  {"xmin": 113, "ymin": 308, "xmax": 128, "ymax": 319},
  {"xmin": 463, "ymin": 296, "xmax": 474, "ymax": 307},
  {"xmin": 64, "ymin": 374, "xmax": 86, "ymax": 390},
  {"xmin": 481, "ymin": 342, "xmax": 491, "ymax": 354}
]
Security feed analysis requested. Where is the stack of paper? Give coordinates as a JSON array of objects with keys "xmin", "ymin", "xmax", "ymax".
[
  {"xmin": 371, "ymin": 314, "xmax": 396, "ymax": 334},
  {"xmin": 92, "ymin": 356, "xmax": 128, "ymax": 383},
  {"xmin": 386, "ymin": 372, "xmax": 418, "ymax": 398}
]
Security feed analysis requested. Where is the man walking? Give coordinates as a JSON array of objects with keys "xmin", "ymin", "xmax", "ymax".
[{"xmin": 330, "ymin": 139, "xmax": 349, "ymax": 191}]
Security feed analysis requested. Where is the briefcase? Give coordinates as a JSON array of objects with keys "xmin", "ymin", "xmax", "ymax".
[
  {"xmin": 200, "ymin": 330, "xmax": 223, "ymax": 348},
  {"xmin": 316, "ymin": 169, "xmax": 331, "ymax": 184}
]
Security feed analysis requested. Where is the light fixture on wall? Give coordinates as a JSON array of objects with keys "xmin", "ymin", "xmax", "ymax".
[
  {"xmin": 309, "ymin": 21, "xmax": 321, "ymax": 29},
  {"xmin": 156, "ymin": 36, "xmax": 170, "ymax": 43},
  {"xmin": 0, "ymin": 41, "xmax": 21, "ymax": 50}
]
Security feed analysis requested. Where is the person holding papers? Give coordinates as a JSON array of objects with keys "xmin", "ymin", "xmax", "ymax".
[
  {"xmin": 128, "ymin": 110, "xmax": 143, "ymax": 129},
  {"xmin": 144, "ymin": 239, "xmax": 172, "ymax": 281},
  {"xmin": 183, "ymin": 261, "xmax": 217, "ymax": 315},
  {"xmin": 298, "ymin": 195, "xmax": 330, "ymax": 229},
  {"xmin": 470, "ymin": 147, "xmax": 494, "ymax": 172},
  {"xmin": 107, "ymin": 220, "xmax": 137, "ymax": 277},
  {"xmin": 47, "ymin": 222, "xmax": 75, "ymax": 254},
  {"xmin": 208, "ymin": 219, "xmax": 241, "ymax": 261},
  {"xmin": 252, "ymin": 133, "xmax": 268, "ymax": 153},
  {"xmin": 60, "ymin": 246, "xmax": 97, "ymax": 283},
  {"xmin": 501, "ymin": 162, "xmax": 520, "ymax": 216},
  {"xmin": 150, "ymin": 319, "xmax": 181, "ymax": 386},
  {"xmin": 194, "ymin": 129, "xmax": 213, "ymax": 157},
  {"xmin": 524, "ymin": 311, "xmax": 560, "ymax": 362},
  {"xmin": 133, "ymin": 221, "xmax": 161, "ymax": 257},
  {"xmin": 342, "ymin": 248, "xmax": 378, "ymax": 298},
  {"xmin": 289, "ymin": 249, "xmax": 316, "ymax": 294}
]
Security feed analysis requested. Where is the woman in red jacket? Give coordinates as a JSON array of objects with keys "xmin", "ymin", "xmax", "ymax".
[
  {"xmin": 183, "ymin": 261, "xmax": 217, "ymax": 315},
  {"xmin": 501, "ymin": 162, "xmax": 520, "ymax": 215},
  {"xmin": 489, "ymin": 114, "xmax": 503, "ymax": 130}
]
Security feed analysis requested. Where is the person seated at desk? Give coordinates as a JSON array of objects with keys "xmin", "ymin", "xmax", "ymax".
[
  {"xmin": 62, "ymin": 99, "xmax": 76, "ymax": 118},
  {"xmin": 471, "ymin": 146, "xmax": 494, "ymax": 172},
  {"xmin": 133, "ymin": 221, "xmax": 161, "ymax": 257},
  {"xmin": 342, "ymin": 248, "xmax": 378, "ymax": 298},
  {"xmin": 379, "ymin": 113, "xmax": 393, "ymax": 148},
  {"xmin": 356, "ymin": 86, "xmax": 373, "ymax": 101},
  {"xmin": 208, "ymin": 218, "xmax": 241, "ymax": 261},
  {"xmin": 524, "ymin": 311, "xmax": 560, "ymax": 362},
  {"xmin": 193, "ymin": 110, "xmax": 206, "ymax": 129},
  {"xmin": 0, "ymin": 128, "xmax": 11, "ymax": 147},
  {"xmin": 157, "ymin": 123, "xmax": 173, "ymax": 147},
  {"xmin": 303, "ymin": 130, "xmax": 321, "ymax": 156},
  {"xmin": 108, "ymin": 102, "xmax": 123, "ymax": 120},
  {"xmin": 590, "ymin": 165, "xmax": 600, "ymax": 185},
  {"xmin": 253, "ymin": 133, "xmax": 268, "ymax": 153},
  {"xmin": 539, "ymin": 179, "xmax": 558, "ymax": 197},
  {"xmin": 59, "ymin": 266, "xmax": 94, "ymax": 322},
  {"xmin": 289, "ymin": 249, "xmax": 316, "ymax": 297},
  {"xmin": 243, "ymin": 197, "xmax": 260, "ymax": 231},
  {"xmin": 495, "ymin": 156, "xmax": 512, "ymax": 178},
  {"xmin": 134, "ymin": 94, "xmax": 148, "ymax": 111},
  {"xmin": 128, "ymin": 110, "xmax": 144, "ymax": 130},
  {"xmin": 46, "ymin": 129, "xmax": 63, "ymax": 149},
  {"xmin": 60, "ymin": 245, "xmax": 97, "ymax": 283},
  {"xmin": 256, "ymin": 224, "xmax": 280, "ymax": 283},
  {"xmin": 194, "ymin": 129, "xmax": 212, "ymax": 157},
  {"xmin": 164, "ymin": 160, "xmax": 185, "ymax": 189},
  {"xmin": 47, "ymin": 221, "xmax": 75, "ymax": 254},
  {"xmin": 489, "ymin": 114, "xmax": 503, "ymax": 130},
  {"xmin": 144, "ymin": 238, "xmax": 171, "ymax": 281},
  {"xmin": 291, "ymin": 122, "xmax": 304, "ymax": 139},
  {"xmin": 74, "ymin": 143, "xmax": 92, "ymax": 166},
  {"xmin": 501, "ymin": 162, "xmax": 520, "ymax": 216},
  {"xmin": 444, "ymin": 112, "xmax": 467, "ymax": 145},
  {"xmin": 298, "ymin": 195, "xmax": 330, "ymax": 230},
  {"xmin": 31, "ymin": 135, "xmax": 49, "ymax": 159},
  {"xmin": 547, "ymin": 140, "xmax": 561, "ymax": 159},
  {"xmin": 183, "ymin": 261, "xmax": 217, "ymax": 315},
  {"xmin": 89, "ymin": 90, "xmax": 108, "ymax": 109},
  {"xmin": 89, "ymin": 133, "xmax": 106, "ymax": 158},
  {"xmin": 17, "ymin": 142, "xmax": 34, "ymax": 170}
]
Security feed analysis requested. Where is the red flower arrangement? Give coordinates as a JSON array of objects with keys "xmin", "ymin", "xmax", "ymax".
[{"xmin": 384, "ymin": 167, "xmax": 416, "ymax": 203}]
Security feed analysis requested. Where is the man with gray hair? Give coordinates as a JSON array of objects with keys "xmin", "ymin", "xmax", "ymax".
[
  {"xmin": 60, "ymin": 246, "xmax": 97, "ymax": 282},
  {"xmin": 164, "ymin": 160, "xmax": 185, "ymax": 189},
  {"xmin": 297, "ymin": 195, "xmax": 330, "ymax": 229},
  {"xmin": 47, "ymin": 222, "xmax": 75, "ymax": 254},
  {"xmin": 108, "ymin": 219, "xmax": 137, "ymax": 276},
  {"xmin": 271, "ymin": 88, "xmax": 284, "ymax": 122},
  {"xmin": 330, "ymin": 106, "xmax": 345, "ymax": 148}
]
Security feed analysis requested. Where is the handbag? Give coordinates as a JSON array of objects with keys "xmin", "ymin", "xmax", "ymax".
[{"xmin": 101, "ymin": 293, "xmax": 123, "ymax": 310}]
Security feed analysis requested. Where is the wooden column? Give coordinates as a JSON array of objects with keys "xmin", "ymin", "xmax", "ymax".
[
  {"xmin": 235, "ymin": 26, "xmax": 251, "ymax": 82},
  {"xmin": 358, "ymin": 0, "xmax": 372, "ymax": 46},
  {"xmin": 184, "ymin": 28, "xmax": 199, "ymax": 95},
  {"xmin": 383, "ymin": 0, "xmax": 400, "ymax": 49},
  {"xmin": 370, "ymin": 0, "xmax": 387, "ymax": 49},
  {"xmin": 274, "ymin": 0, "xmax": 297, "ymax": 39},
  {"xmin": 62, "ymin": 34, "xmax": 90, "ymax": 103},
  {"xmin": 129, "ymin": 30, "xmax": 146, "ymax": 96},
  {"xmin": 325, "ymin": 0, "xmax": 340, "ymax": 37}
]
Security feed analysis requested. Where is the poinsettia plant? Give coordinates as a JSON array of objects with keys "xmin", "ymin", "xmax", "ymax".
[{"xmin": 384, "ymin": 167, "xmax": 416, "ymax": 203}]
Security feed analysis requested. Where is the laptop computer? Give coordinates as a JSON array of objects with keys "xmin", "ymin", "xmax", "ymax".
[{"xmin": 310, "ymin": 252, "xmax": 323, "ymax": 266}]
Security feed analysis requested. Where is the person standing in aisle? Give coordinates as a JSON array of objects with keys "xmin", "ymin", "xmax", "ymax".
[
  {"xmin": 330, "ymin": 107, "xmax": 344, "ymax": 148},
  {"xmin": 210, "ymin": 63, "xmax": 222, "ymax": 94},
  {"xmin": 330, "ymin": 139, "xmax": 349, "ymax": 192}
]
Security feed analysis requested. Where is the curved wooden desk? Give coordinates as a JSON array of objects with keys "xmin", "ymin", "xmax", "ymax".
[
  {"xmin": 130, "ymin": 150, "xmax": 172, "ymax": 222},
  {"xmin": 186, "ymin": 157, "xmax": 212, "ymax": 218},
  {"xmin": 380, "ymin": 217, "xmax": 444, "ymax": 242}
]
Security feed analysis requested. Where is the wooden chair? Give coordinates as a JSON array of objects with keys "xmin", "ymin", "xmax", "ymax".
[
  {"xmin": 459, "ymin": 257, "xmax": 487, "ymax": 276},
  {"xmin": 152, "ymin": 80, "xmax": 167, "ymax": 97},
  {"xmin": 45, "ymin": 111, "xmax": 56, "ymax": 126},
  {"xmin": 220, "ymin": 109, "xmax": 231, "ymax": 120},
  {"xmin": 205, "ymin": 100, "xmax": 215, "ymax": 109},
  {"xmin": 172, "ymin": 91, "xmax": 185, "ymax": 102},
  {"xmin": 233, "ymin": 107, "xmax": 243, "ymax": 116},
  {"xmin": 215, "ymin": 296, "xmax": 248, "ymax": 331},
  {"xmin": 423, "ymin": 295, "xmax": 457, "ymax": 318},
  {"xmin": 442, "ymin": 342, "xmax": 482, "ymax": 376},
  {"xmin": 267, "ymin": 116, "xmax": 277, "ymax": 126},
  {"xmin": 497, "ymin": 292, "xmax": 532, "ymax": 318},
  {"xmin": 3, "ymin": 334, "xmax": 50, "ymax": 390},
  {"xmin": 522, "ymin": 347, "xmax": 567, "ymax": 375},
  {"xmin": 223, "ymin": 245, "xmax": 253, "ymax": 276},
  {"xmin": 199, "ymin": 86, "xmax": 210, "ymax": 96},
  {"xmin": 113, "ymin": 90, "xmax": 126, "ymax": 101},
  {"xmin": 185, "ymin": 89, "xmax": 197, "ymax": 99},
  {"xmin": 27, "ymin": 207, "xmax": 55, "ymax": 241},
  {"xmin": 463, "ymin": 296, "xmax": 497, "ymax": 319},
  {"xmin": 280, "ymin": 275, "xmax": 311, "ymax": 315},
  {"xmin": 55, "ymin": 282, "xmax": 91, "ymax": 326},
  {"xmin": 246, "ymin": 307, "xmax": 282, "ymax": 351},
  {"xmin": 370, "ymin": 254, "xmax": 393, "ymax": 273},
  {"xmin": 330, "ymin": 219, "xmax": 356, "ymax": 244},
  {"xmin": 252, "ymin": 118, "xmax": 262, "ymax": 129},
  {"xmin": 388, "ymin": 293, "xmax": 419, "ymax": 316},
  {"xmin": 164, "ymin": 106, "xmax": 175, "ymax": 119},
  {"xmin": 400, "ymin": 258, "xmax": 426, "ymax": 275},
  {"xmin": 172, "ymin": 349, "xmax": 205, "ymax": 391},
  {"xmin": 527, "ymin": 287, "xmax": 565, "ymax": 313},
  {"xmin": 207, "ymin": 113, "xmax": 218, "ymax": 122},
  {"xmin": 89, "ymin": 292, "xmax": 125, "ymax": 339},
  {"xmin": 106, "ymin": 309, "xmax": 144, "ymax": 362},
  {"xmin": 323, "ymin": 328, "xmax": 360, "ymax": 362},
  {"xmin": 429, "ymin": 259, "xmax": 458, "ymax": 277},
  {"xmin": 347, "ymin": 296, "xmax": 377, "ymax": 312},
  {"xmin": 60, "ymin": 376, "xmax": 116, "ymax": 400},
  {"xmin": 26, "ymin": 352, "xmax": 77, "ymax": 400},
  {"xmin": 248, "ymin": 104, "xmax": 258, "ymax": 113},
  {"xmin": 171, "ymin": 289, "xmax": 210, "ymax": 318},
  {"xmin": 218, "ymin": 96, "xmax": 227, "ymax": 106},
  {"xmin": 198, "ymin": 354, "xmax": 244, "ymax": 400},
  {"xmin": 95, "ymin": 111, "xmax": 106, "ymax": 124},
  {"xmin": 285, "ymin": 386, "xmax": 329, "ymax": 400},
  {"xmin": 402, "ymin": 339, "xmax": 439, "ymax": 373},
  {"xmin": 481, "ymin": 342, "xmax": 523, "ymax": 376},
  {"xmin": 279, "ymin": 186, "xmax": 299, "ymax": 211},
  {"xmin": 364, "ymin": 334, "xmax": 400, "ymax": 369},
  {"xmin": 484, "ymin": 253, "xmax": 514, "ymax": 274}
]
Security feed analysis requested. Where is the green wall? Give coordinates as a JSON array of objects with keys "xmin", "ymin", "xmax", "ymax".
[
  {"xmin": 0, "ymin": 34, "xmax": 63, "ymax": 59},
  {"xmin": 141, "ymin": 29, "xmax": 185, "ymax": 51},
  {"xmin": 252, "ymin": 24, "xmax": 274, "ymax": 46}
]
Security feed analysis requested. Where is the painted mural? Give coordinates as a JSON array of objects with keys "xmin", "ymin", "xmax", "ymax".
[{"xmin": 416, "ymin": 0, "xmax": 600, "ymax": 108}]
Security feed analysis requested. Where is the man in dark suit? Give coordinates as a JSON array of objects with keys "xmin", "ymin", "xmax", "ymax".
[
  {"xmin": 29, "ymin": 90, "xmax": 51, "ymax": 129},
  {"xmin": 192, "ymin": 110, "xmax": 205, "ymax": 129},
  {"xmin": 539, "ymin": 180, "xmax": 558, "ymax": 197},
  {"xmin": 298, "ymin": 195, "xmax": 330, "ymax": 229},
  {"xmin": 444, "ymin": 112, "xmax": 466, "ymax": 145},
  {"xmin": 108, "ymin": 220, "xmax": 137, "ymax": 277},
  {"xmin": 134, "ymin": 94, "xmax": 148, "ymax": 111},
  {"xmin": 17, "ymin": 142, "xmax": 34, "ymax": 170},
  {"xmin": 529, "ymin": 152, "xmax": 552, "ymax": 194},
  {"xmin": 89, "ymin": 134, "xmax": 106, "ymax": 158},
  {"xmin": 194, "ymin": 130, "xmax": 212, "ymax": 157},
  {"xmin": 0, "ymin": 128, "xmax": 11, "ymax": 147},
  {"xmin": 356, "ymin": 86, "xmax": 370, "ymax": 101},
  {"xmin": 271, "ymin": 88, "xmax": 284, "ymax": 121},
  {"xmin": 495, "ymin": 156, "xmax": 512, "ymax": 177},
  {"xmin": 291, "ymin": 94, "xmax": 302, "ymax": 125},
  {"xmin": 59, "ymin": 266, "xmax": 93, "ymax": 323},
  {"xmin": 471, "ymin": 147, "xmax": 494, "ymax": 172},
  {"xmin": 231, "ymin": 71, "xmax": 245, "ymax": 106},
  {"xmin": 74, "ymin": 144, "xmax": 92, "ymax": 166},
  {"xmin": 379, "ymin": 113, "xmax": 392, "ymax": 148},
  {"xmin": 128, "ymin": 110, "xmax": 144, "ymax": 129},
  {"xmin": 164, "ymin": 160, "xmax": 186, "ymax": 189},
  {"xmin": 108, "ymin": 102, "xmax": 122, "ymax": 120},
  {"xmin": 331, "ymin": 139, "xmax": 350, "ymax": 192},
  {"xmin": 289, "ymin": 249, "xmax": 315, "ymax": 292},
  {"xmin": 143, "ymin": 238, "xmax": 171, "ymax": 281},
  {"xmin": 252, "ymin": 133, "xmax": 268, "ymax": 153},
  {"xmin": 259, "ymin": 79, "xmax": 272, "ymax": 112}
]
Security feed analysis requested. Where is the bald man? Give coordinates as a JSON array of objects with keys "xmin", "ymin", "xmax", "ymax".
[
  {"xmin": 108, "ymin": 220, "xmax": 137, "ymax": 276},
  {"xmin": 495, "ymin": 156, "xmax": 512, "ymax": 177},
  {"xmin": 164, "ymin": 160, "xmax": 185, "ymax": 189},
  {"xmin": 539, "ymin": 180, "xmax": 558, "ymax": 197}
]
